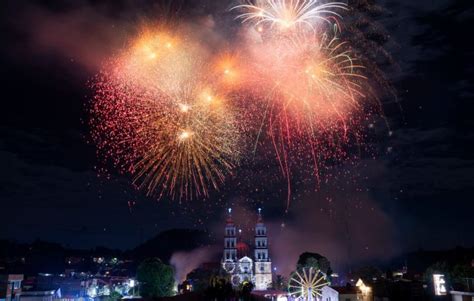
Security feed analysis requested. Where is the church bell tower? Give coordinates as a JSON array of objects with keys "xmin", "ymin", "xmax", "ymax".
[
  {"xmin": 254, "ymin": 208, "xmax": 272, "ymax": 290},
  {"xmin": 223, "ymin": 208, "xmax": 237, "ymax": 262}
]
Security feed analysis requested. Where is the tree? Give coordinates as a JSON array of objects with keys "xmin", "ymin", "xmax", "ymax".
[
  {"xmin": 238, "ymin": 281, "xmax": 254, "ymax": 301},
  {"xmin": 424, "ymin": 261, "xmax": 474, "ymax": 291},
  {"xmin": 296, "ymin": 252, "xmax": 332, "ymax": 276},
  {"xmin": 136, "ymin": 258, "xmax": 175, "ymax": 297},
  {"xmin": 204, "ymin": 275, "xmax": 234, "ymax": 301},
  {"xmin": 186, "ymin": 266, "xmax": 220, "ymax": 292},
  {"xmin": 272, "ymin": 274, "xmax": 287, "ymax": 290},
  {"xmin": 423, "ymin": 261, "xmax": 450, "ymax": 283}
]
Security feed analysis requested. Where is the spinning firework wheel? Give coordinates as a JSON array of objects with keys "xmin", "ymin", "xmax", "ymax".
[{"xmin": 288, "ymin": 267, "xmax": 329, "ymax": 301}]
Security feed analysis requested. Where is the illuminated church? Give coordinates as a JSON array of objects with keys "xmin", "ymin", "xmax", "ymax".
[{"xmin": 221, "ymin": 208, "xmax": 273, "ymax": 290}]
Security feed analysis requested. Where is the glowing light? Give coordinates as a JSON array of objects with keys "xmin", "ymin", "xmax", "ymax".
[
  {"xmin": 179, "ymin": 103, "xmax": 190, "ymax": 112},
  {"xmin": 178, "ymin": 130, "xmax": 192, "ymax": 141},
  {"xmin": 433, "ymin": 274, "xmax": 447, "ymax": 296},
  {"xmin": 232, "ymin": 0, "xmax": 348, "ymax": 32}
]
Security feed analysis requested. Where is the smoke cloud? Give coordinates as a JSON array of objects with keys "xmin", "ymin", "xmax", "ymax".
[
  {"xmin": 208, "ymin": 159, "xmax": 400, "ymax": 278},
  {"xmin": 4, "ymin": 0, "xmax": 234, "ymax": 75},
  {"xmin": 170, "ymin": 245, "xmax": 220, "ymax": 283}
]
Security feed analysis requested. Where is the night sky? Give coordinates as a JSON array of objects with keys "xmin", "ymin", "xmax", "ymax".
[{"xmin": 1, "ymin": 0, "xmax": 473, "ymax": 272}]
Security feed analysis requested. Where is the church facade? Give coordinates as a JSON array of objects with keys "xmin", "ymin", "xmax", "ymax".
[{"xmin": 221, "ymin": 208, "xmax": 272, "ymax": 290}]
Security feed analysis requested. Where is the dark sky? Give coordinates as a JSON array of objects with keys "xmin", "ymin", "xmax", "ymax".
[{"xmin": 1, "ymin": 0, "xmax": 473, "ymax": 271}]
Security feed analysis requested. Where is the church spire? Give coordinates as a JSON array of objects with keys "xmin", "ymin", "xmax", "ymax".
[{"xmin": 226, "ymin": 207, "xmax": 233, "ymax": 224}]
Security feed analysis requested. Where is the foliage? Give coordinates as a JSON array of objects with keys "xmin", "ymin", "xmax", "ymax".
[
  {"xmin": 186, "ymin": 266, "xmax": 220, "ymax": 292},
  {"xmin": 423, "ymin": 261, "xmax": 450, "ymax": 282},
  {"xmin": 136, "ymin": 258, "xmax": 175, "ymax": 297},
  {"xmin": 204, "ymin": 275, "xmax": 234, "ymax": 300},
  {"xmin": 296, "ymin": 252, "xmax": 332, "ymax": 277},
  {"xmin": 272, "ymin": 274, "xmax": 287, "ymax": 290},
  {"xmin": 237, "ymin": 281, "xmax": 254, "ymax": 301},
  {"xmin": 424, "ymin": 261, "xmax": 474, "ymax": 290}
]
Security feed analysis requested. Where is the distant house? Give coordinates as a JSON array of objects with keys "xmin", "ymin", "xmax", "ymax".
[
  {"xmin": 321, "ymin": 282, "xmax": 376, "ymax": 301},
  {"xmin": 0, "ymin": 274, "xmax": 24, "ymax": 301},
  {"xmin": 355, "ymin": 279, "xmax": 374, "ymax": 300}
]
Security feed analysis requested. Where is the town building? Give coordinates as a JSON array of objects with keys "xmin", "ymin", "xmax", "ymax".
[{"xmin": 0, "ymin": 274, "xmax": 23, "ymax": 301}]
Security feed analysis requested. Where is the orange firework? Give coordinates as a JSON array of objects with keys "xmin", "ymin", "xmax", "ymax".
[{"xmin": 90, "ymin": 27, "xmax": 241, "ymax": 200}]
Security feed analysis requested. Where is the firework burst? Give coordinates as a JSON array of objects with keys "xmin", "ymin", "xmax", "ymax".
[
  {"xmin": 232, "ymin": 0, "xmax": 348, "ymax": 32},
  {"xmin": 239, "ymin": 22, "xmax": 374, "ymax": 207},
  {"xmin": 90, "ymin": 28, "xmax": 241, "ymax": 200}
]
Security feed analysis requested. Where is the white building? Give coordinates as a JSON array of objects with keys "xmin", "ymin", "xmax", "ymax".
[{"xmin": 221, "ymin": 208, "xmax": 272, "ymax": 290}]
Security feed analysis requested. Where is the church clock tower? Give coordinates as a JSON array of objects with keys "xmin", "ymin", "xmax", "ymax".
[
  {"xmin": 254, "ymin": 208, "xmax": 272, "ymax": 290},
  {"xmin": 223, "ymin": 208, "xmax": 237, "ymax": 271}
]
